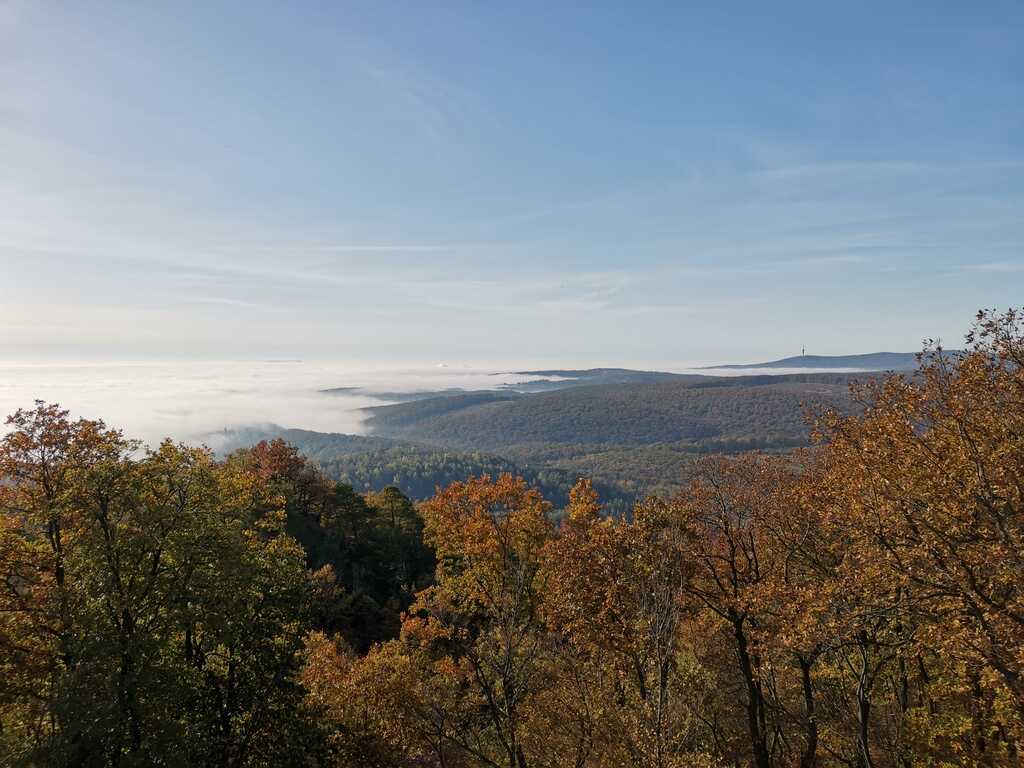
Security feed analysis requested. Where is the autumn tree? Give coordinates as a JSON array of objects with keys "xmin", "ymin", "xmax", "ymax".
[
  {"xmin": 306, "ymin": 474, "xmax": 557, "ymax": 768},
  {"xmin": 0, "ymin": 403, "xmax": 323, "ymax": 766},
  {"xmin": 541, "ymin": 479, "xmax": 715, "ymax": 768},
  {"xmin": 230, "ymin": 442, "xmax": 433, "ymax": 652},
  {"xmin": 815, "ymin": 309, "xmax": 1024, "ymax": 765},
  {"xmin": 662, "ymin": 454, "xmax": 802, "ymax": 768}
]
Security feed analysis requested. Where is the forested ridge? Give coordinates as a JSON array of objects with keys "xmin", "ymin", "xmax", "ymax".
[
  {"xmin": 362, "ymin": 374, "xmax": 856, "ymax": 449},
  {"xmin": 226, "ymin": 373, "xmax": 861, "ymax": 508},
  {"xmin": 1, "ymin": 309, "xmax": 1022, "ymax": 767}
]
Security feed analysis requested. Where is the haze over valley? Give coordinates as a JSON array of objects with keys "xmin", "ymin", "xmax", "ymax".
[{"xmin": 0, "ymin": 354, "xmax": 899, "ymax": 450}]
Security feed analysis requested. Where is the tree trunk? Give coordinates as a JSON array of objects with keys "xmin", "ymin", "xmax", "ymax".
[
  {"xmin": 855, "ymin": 635, "xmax": 875, "ymax": 768},
  {"xmin": 798, "ymin": 654, "xmax": 818, "ymax": 768},
  {"xmin": 734, "ymin": 619, "xmax": 771, "ymax": 768}
]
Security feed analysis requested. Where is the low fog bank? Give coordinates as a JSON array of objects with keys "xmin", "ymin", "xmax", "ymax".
[{"xmin": 0, "ymin": 361, "xmax": 550, "ymax": 449}]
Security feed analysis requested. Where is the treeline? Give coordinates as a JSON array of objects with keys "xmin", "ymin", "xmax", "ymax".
[
  {"xmin": 317, "ymin": 444, "xmax": 635, "ymax": 516},
  {"xmin": 220, "ymin": 430, "xmax": 638, "ymax": 516},
  {"xmin": 1, "ymin": 309, "xmax": 1022, "ymax": 767},
  {"xmin": 500, "ymin": 437, "xmax": 810, "ymax": 500}
]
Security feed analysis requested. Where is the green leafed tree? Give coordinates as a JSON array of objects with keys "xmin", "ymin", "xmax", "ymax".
[{"xmin": 0, "ymin": 403, "xmax": 325, "ymax": 766}]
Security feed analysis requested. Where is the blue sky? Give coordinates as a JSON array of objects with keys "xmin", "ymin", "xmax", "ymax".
[{"xmin": 2, "ymin": 1, "xmax": 1022, "ymax": 365}]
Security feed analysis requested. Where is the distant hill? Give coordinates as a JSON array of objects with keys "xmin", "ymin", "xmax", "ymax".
[
  {"xmin": 316, "ymin": 369, "xmax": 696, "ymax": 401},
  {"xmin": 364, "ymin": 373, "xmax": 859, "ymax": 451},
  {"xmin": 360, "ymin": 391, "xmax": 522, "ymax": 429},
  {"xmin": 499, "ymin": 368, "xmax": 699, "ymax": 392},
  {"xmin": 220, "ymin": 371, "xmax": 875, "ymax": 508},
  {"xmin": 707, "ymin": 352, "xmax": 922, "ymax": 371}
]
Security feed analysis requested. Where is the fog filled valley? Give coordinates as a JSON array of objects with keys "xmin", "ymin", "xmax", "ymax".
[
  {"xmin": 0, "ymin": 356, "xmax": 904, "ymax": 448},
  {"xmin": 1, "ymin": 358, "xmax": 873, "ymax": 511},
  {"xmin": 0, "ymin": 361, "xmax": 581, "ymax": 446}
]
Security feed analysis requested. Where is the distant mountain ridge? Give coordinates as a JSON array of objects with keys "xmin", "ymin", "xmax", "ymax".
[
  {"xmin": 707, "ymin": 352, "xmax": 922, "ymax": 371},
  {"xmin": 363, "ymin": 372, "xmax": 859, "ymax": 450},
  {"xmin": 500, "ymin": 368, "xmax": 696, "ymax": 392}
]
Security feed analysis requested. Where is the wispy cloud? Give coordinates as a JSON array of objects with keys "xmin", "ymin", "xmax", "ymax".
[
  {"xmin": 953, "ymin": 261, "xmax": 1024, "ymax": 273},
  {"xmin": 386, "ymin": 270, "xmax": 631, "ymax": 316},
  {"xmin": 753, "ymin": 159, "xmax": 1024, "ymax": 181},
  {"xmin": 202, "ymin": 243, "xmax": 451, "ymax": 254},
  {"xmin": 784, "ymin": 253, "xmax": 871, "ymax": 267},
  {"xmin": 177, "ymin": 295, "xmax": 271, "ymax": 310}
]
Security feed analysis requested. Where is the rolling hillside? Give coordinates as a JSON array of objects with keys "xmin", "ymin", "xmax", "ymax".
[
  {"xmin": 222, "ymin": 371, "xmax": 871, "ymax": 505},
  {"xmin": 362, "ymin": 373, "xmax": 858, "ymax": 450}
]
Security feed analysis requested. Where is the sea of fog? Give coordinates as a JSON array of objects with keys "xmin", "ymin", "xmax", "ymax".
[
  {"xmin": 0, "ymin": 360, "xmax": 865, "ymax": 448},
  {"xmin": 0, "ymin": 361, "xmax": 532, "ymax": 446}
]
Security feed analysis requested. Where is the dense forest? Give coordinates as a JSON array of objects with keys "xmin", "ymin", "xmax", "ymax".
[
  {"xmin": 223, "ymin": 374, "xmax": 862, "ymax": 509},
  {"xmin": 316, "ymin": 445, "xmax": 633, "ymax": 515},
  {"xmin": 361, "ymin": 374, "xmax": 857, "ymax": 450},
  {"xmin": 1, "ymin": 309, "xmax": 1022, "ymax": 767},
  {"xmin": 218, "ymin": 429, "xmax": 636, "ymax": 514}
]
